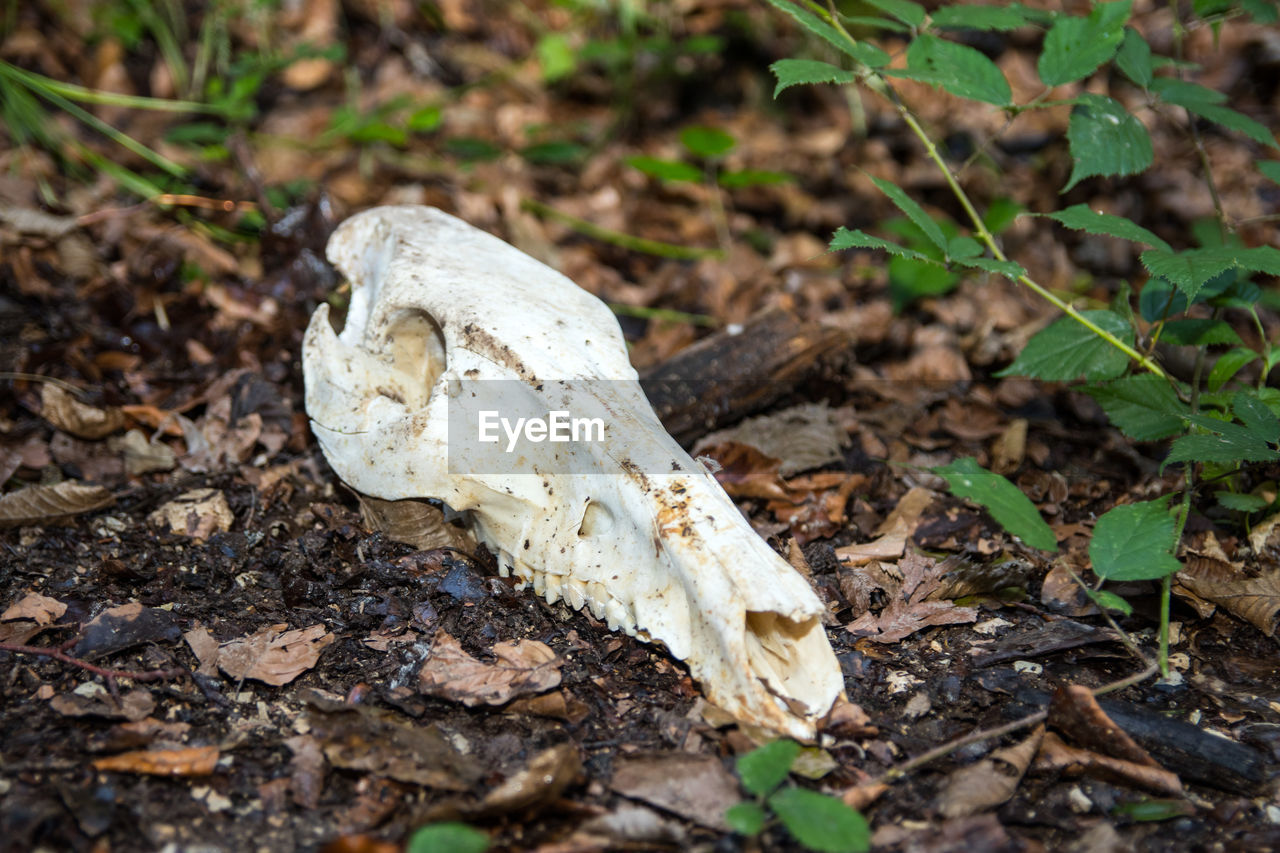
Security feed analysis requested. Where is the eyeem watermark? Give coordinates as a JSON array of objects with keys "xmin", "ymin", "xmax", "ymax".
[{"xmin": 478, "ymin": 410, "xmax": 605, "ymax": 452}]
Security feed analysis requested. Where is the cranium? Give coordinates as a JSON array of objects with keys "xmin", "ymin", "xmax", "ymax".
[{"xmin": 303, "ymin": 205, "xmax": 844, "ymax": 738}]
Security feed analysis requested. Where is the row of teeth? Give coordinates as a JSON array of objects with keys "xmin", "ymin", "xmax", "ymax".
[{"xmin": 502, "ymin": 564, "xmax": 638, "ymax": 637}]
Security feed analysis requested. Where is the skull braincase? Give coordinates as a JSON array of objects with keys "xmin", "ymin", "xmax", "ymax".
[{"xmin": 303, "ymin": 205, "xmax": 844, "ymax": 738}]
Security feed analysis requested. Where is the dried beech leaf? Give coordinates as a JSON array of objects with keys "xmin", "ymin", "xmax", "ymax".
[
  {"xmin": 40, "ymin": 384, "xmax": 125, "ymax": 439},
  {"xmin": 1034, "ymin": 731, "xmax": 1183, "ymax": 796},
  {"xmin": 148, "ymin": 488, "xmax": 233, "ymax": 541},
  {"xmin": 418, "ymin": 630, "xmax": 561, "ymax": 706},
  {"xmin": 51, "ymin": 688, "xmax": 155, "ymax": 722},
  {"xmin": 217, "ymin": 623, "xmax": 334, "ymax": 686},
  {"xmin": 1176, "ymin": 563, "xmax": 1280, "ymax": 637},
  {"xmin": 357, "ymin": 494, "xmax": 476, "ymax": 552},
  {"xmin": 0, "ymin": 481, "xmax": 114, "ymax": 528},
  {"xmin": 307, "ymin": 703, "xmax": 480, "ymax": 790},
  {"xmin": 845, "ymin": 552, "xmax": 978, "ymax": 642},
  {"xmin": 610, "ymin": 752, "xmax": 740, "ymax": 831},
  {"xmin": 936, "ymin": 725, "xmax": 1043, "ymax": 818},
  {"xmin": 1049, "ymin": 685, "xmax": 1159, "ymax": 767},
  {"xmin": 92, "ymin": 745, "xmax": 220, "ymax": 776},
  {"xmin": 2, "ymin": 592, "xmax": 67, "ymax": 625}
]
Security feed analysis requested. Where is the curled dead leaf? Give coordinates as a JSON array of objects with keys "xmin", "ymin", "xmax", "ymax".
[
  {"xmin": 0, "ymin": 481, "xmax": 114, "ymax": 528},
  {"xmin": 92, "ymin": 745, "xmax": 219, "ymax": 776},
  {"xmin": 216, "ymin": 623, "xmax": 335, "ymax": 686},
  {"xmin": 41, "ymin": 384, "xmax": 125, "ymax": 439},
  {"xmin": 418, "ymin": 630, "xmax": 561, "ymax": 706}
]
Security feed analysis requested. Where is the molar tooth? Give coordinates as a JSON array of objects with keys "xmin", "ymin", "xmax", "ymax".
[
  {"xmin": 565, "ymin": 579, "xmax": 586, "ymax": 611},
  {"xmin": 543, "ymin": 573, "xmax": 562, "ymax": 604},
  {"xmin": 605, "ymin": 598, "xmax": 631, "ymax": 632},
  {"xmin": 585, "ymin": 582, "xmax": 609, "ymax": 620},
  {"xmin": 532, "ymin": 571, "xmax": 546, "ymax": 597}
]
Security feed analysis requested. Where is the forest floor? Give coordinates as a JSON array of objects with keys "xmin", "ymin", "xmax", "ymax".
[{"xmin": 1, "ymin": 1, "xmax": 1279, "ymax": 851}]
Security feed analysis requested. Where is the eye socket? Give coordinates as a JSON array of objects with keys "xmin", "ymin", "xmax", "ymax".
[
  {"xmin": 381, "ymin": 308, "xmax": 446, "ymax": 408},
  {"xmin": 578, "ymin": 500, "xmax": 614, "ymax": 537}
]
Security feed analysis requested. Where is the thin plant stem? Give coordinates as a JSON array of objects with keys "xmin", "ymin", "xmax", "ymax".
[
  {"xmin": 0, "ymin": 61, "xmax": 216, "ymax": 115},
  {"xmin": 521, "ymin": 198, "xmax": 724, "ymax": 260}
]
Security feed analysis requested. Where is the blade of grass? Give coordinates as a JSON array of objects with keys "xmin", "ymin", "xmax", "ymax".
[{"xmin": 521, "ymin": 198, "xmax": 725, "ymax": 261}]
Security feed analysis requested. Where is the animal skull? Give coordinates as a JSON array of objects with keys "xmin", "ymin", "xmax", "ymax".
[{"xmin": 303, "ymin": 205, "xmax": 844, "ymax": 738}]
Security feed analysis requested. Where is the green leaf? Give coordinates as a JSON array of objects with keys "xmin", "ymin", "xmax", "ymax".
[
  {"xmin": 737, "ymin": 739, "xmax": 801, "ymax": 797},
  {"xmin": 681, "ymin": 126, "xmax": 735, "ymax": 158},
  {"xmin": 520, "ymin": 141, "xmax": 586, "ymax": 165},
  {"xmin": 1111, "ymin": 798, "xmax": 1197, "ymax": 822},
  {"xmin": 1088, "ymin": 589, "xmax": 1134, "ymax": 616},
  {"xmin": 1044, "ymin": 204, "xmax": 1171, "ymax": 251},
  {"xmin": 768, "ymin": 787, "xmax": 871, "ymax": 853},
  {"xmin": 407, "ymin": 822, "xmax": 489, "ymax": 853},
  {"xmin": 1167, "ymin": 412, "xmax": 1280, "ymax": 467},
  {"xmin": 869, "ymin": 175, "xmax": 948, "ymax": 254},
  {"xmin": 954, "ymin": 256, "xmax": 1027, "ymax": 279},
  {"xmin": 719, "ymin": 168, "xmax": 793, "ymax": 188},
  {"xmin": 1085, "ymin": 375, "xmax": 1190, "ymax": 441},
  {"xmin": 1182, "ymin": 102, "xmax": 1277, "ymax": 149},
  {"xmin": 983, "ymin": 197, "xmax": 1023, "ymax": 234},
  {"xmin": 1150, "ymin": 77, "xmax": 1227, "ymax": 106},
  {"xmin": 626, "ymin": 155, "xmax": 702, "ymax": 183},
  {"xmin": 408, "ymin": 105, "xmax": 443, "ymax": 133},
  {"xmin": 1116, "ymin": 28, "xmax": 1153, "ymax": 87},
  {"xmin": 865, "ymin": 0, "xmax": 925, "ymax": 27},
  {"xmin": 1207, "ymin": 347, "xmax": 1259, "ymax": 392},
  {"xmin": 1158, "ymin": 318, "xmax": 1243, "ymax": 347},
  {"xmin": 933, "ymin": 457, "xmax": 1058, "ymax": 551},
  {"xmin": 1090, "ymin": 499, "xmax": 1180, "ymax": 581},
  {"xmin": 536, "ymin": 33, "xmax": 577, "ymax": 82},
  {"xmin": 996, "ymin": 310, "xmax": 1133, "ymax": 382},
  {"xmin": 770, "ymin": 59, "xmax": 858, "ymax": 97},
  {"xmin": 1063, "ymin": 94, "xmax": 1153, "ymax": 192},
  {"xmin": 901, "ymin": 34, "xmax": 1012, "ymax": 106},
  {"xmin": 725, "ymin": 801, "xmax": 767, "ymax": 835},
  {"xmin": 838, "ymin": 14, "xmax": 911, "ymax": 33},
  {"xmin": 931, "ymin": 5, "xmax": 1034, "ymax": 31},
  {"xmin": 889, "ymin": 255, "xmax": 959, "ymax": 310},
  {"xmin": 764, "ymin": 0, "xmax": 869, "ymax": 64},
  {"xmin": 1141, "ymin": 246, "xmax": 1280, "ymax": 303},
  {"xmin": 1215, "ymin": 490, "xmax": 1270, "ymax": 512},
  {"xmin": 1233, "ymin": 388, "xmax": 1280, "ymax": 443},
  {"xmin": 1139, "ymin": 277, "xmax": 1187, "ymax": 322},
  {"xmin": 829, "ymin": 227, "xmax": 941, "ymax": 264},
  {"xmin": 1259, "ymin": 161, "xmax": 1280, "ymax": 185},
  {"xmin": 1038, "ymin": 0, "xmax": 1132, "ymax": 87},
  {"xmin": 947, "ymin": 235, "xmax": 983, "ymax": 260}
]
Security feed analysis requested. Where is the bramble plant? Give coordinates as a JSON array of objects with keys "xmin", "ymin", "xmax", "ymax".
[
  {"xmin": 725, "ymin": 739, "xmax": 870, "ymax": 853},
  {"xmin": 764, "ymin": 0, "xmax": 1280, "ymax": 675}
]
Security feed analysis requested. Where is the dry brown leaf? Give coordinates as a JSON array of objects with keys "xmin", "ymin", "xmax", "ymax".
[
  {"xmin": 51, "ymin": 687, "xmax": 155, "ymax": 722},
  {"xmin": 695, "ymin": 402, "xmax": 850, "ymax": 476},
  {"xmin": 2, "ymin": 592, "xmax": 66, "ymax": 624},
  {"xmin": 111, "ymin": 429, "xmax": 176, "ymax": 476},
  {"xmin": 936, "ymin": 725, "xmax": 1044, "ymax": 818},
  {"xmin": 1175, "ymin": 562, "xmax": 1280, "ymax": 637},
  {"xmin": 609, "ymin": 752, "xmax": 740, "ymax": 831},
  {"xmin": 0, "ymin": 481, "xmax": 114, "ymax": 528},
  {"xmin": 1034, "ymin": 731, "xmax": 1183, "ymax": 797},
  {"xmin": 506, "ymin": 689, "xmax": 591, "ymax": 724},
  {"xmin": 701, "ymin": 441, "xmax": 790, "ymax": 501},
  {"xmin": 183, "ymin": 625, "xmax": 221, "ymax": 676},
  {"xmin": 217, "ymin": 623, "xmax": 335, "ymax": 686},
  {"xmin": 148, "ymin": 488, "xmax": 233, "ymax": 541},
  {"xmin": 92, "ymin": 745, "xmax": 219, "ymax": 776},
  {"xmin": 1048, "ymin": 685, "xmax": 1159, "ymax": 768},
  {"xmin": 475, "ymin": 743, "xmax": 581, "ymax": 817},
  {"xmin": 418, "ymin": 630, "xmax": 561, "ymax": 706},
  {"xmin": 357, "ymin": 494, "xmax": 477, "ymax": 552},
  {"xmin": 845, "ymin": 552, "xmax": 978, "ymax": 643},
  {"xmin": 40, "ymin": 384, "xmax": 125, "ymax": 439}
]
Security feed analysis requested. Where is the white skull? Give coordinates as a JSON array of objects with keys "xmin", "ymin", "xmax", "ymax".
[{"xmin": 302, "ymin": 206, "xmax": 844, "ymax": 738}]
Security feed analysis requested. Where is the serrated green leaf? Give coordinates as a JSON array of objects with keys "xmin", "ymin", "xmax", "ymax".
[
  {"xmin": 719, "ymin": 168, "xmax": 792, "ymax": 188},
  {"xmin": 1240, "ymin": 0, "xmax": 1279, "ymax": 23},
  {"xmin": 680, "ymin": 126, "xmax": 735, "ymax": 158},
  {"xmin": 1044, "ymin": 204, "xmax": 1171, "ymax": 251},
  {"xmin": 1090, "ymin": 499, "xmax": 1180, "ymax": 581},
  {"xmin": 1087, "ymin": 588, "xmax": 1134, "ymax": 615},
  {"xmin": 407, "ymin": 823, "xmax": 489, "ymax": 853},
  {"xmin": 1085, "ymin": 375, "xmax": 1189, "ymax": 441},
  {"xmin": 1150, "ymin": 77, "xmax": 1227, "ymax": 106},
  {"xmin": 737, "ymin": 739, "xmax": 801, "ymax": 797},
  {"xmin": 933, "ymin": 457, "xmax": 1058, "ymax": 551},
  {"xmin": 1260, "ymin": 161, "xmax": 1280, "ymax": 184},
  {"xmin": 1159, "ymin": 318, "xmax": 1243, "ymax": 347},
  {"xmin": 626, "ymin": 155, "xmax": 702, "ymax": 183},
  {"xmin": 1233, "ymin": 389, "xmax": 1280, "ymax": 442},
  {"xmin": 1208, "ymin": 347, "xmax": 1259, "ymax": 392},
  {"xmin": 829, "ymin": 227, "xmax": 941, "ymax": 263},
  {"xmin": 997, "ymin": 309, "xmax": 1133, "ymax": 382},
  {"xmin": 865, "ymin": 0, "xmax": 925, "ymax": 27},
  {"xmin": 1064, "ymin": 94, "xmax": 1153, "ymax": 192},
  {"xmin": 1139, "ymin": 277, "xmax": 1188, "ymax": 321},
  {"xmin": 869, "ymin": 175, "xmax": 948, "ymax": 253},
  {"xmin": 725, "ymin": 801, "xmax": 767, "ymax": 835},
  {"xmin": 1139, "ymin": 247, "xmax": 1237, "ymax": 302},
  {"xmin": 1038, "ymin": 0, "xmax": 1132, "ymax": 87},
  {"xmin": 838, "ymin": 14, "xmax": 911, "ymax": 33},
  {"xmin": 1182, "ymin": 102, "xmax": 1278, "ymax": 149},
  {"xmin": 899, "ymin": 34, "xmax": 1012, "ymax": 106},
  {"xmin": 764, "ymin": 0, "xmax": 865, "ymax": 63},
  {"xmin": 1167, "ymin": 403, "xmax": 1280, "ymax": 465},
  {"xmin": 770, "ymin": 59, "xmax": 858, "ymax": 97},
  {"xmin": 1116, "ymin": 28, "xmax": 1153, "ymax": 87},
  {"xmin": 931, "ymin": 5, "xmax": 1034, "ymax": 31},
  {"xmin": 955, "ymin": 256, "xmax": 1027, "ymax": 279},
  {"xmin": 1215, "ymin": 490, "xmax": 1270, "ymax": 512},
  {"xmin": 768, "ymin": 787, "xmax": 871, "ymax": 853}
]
